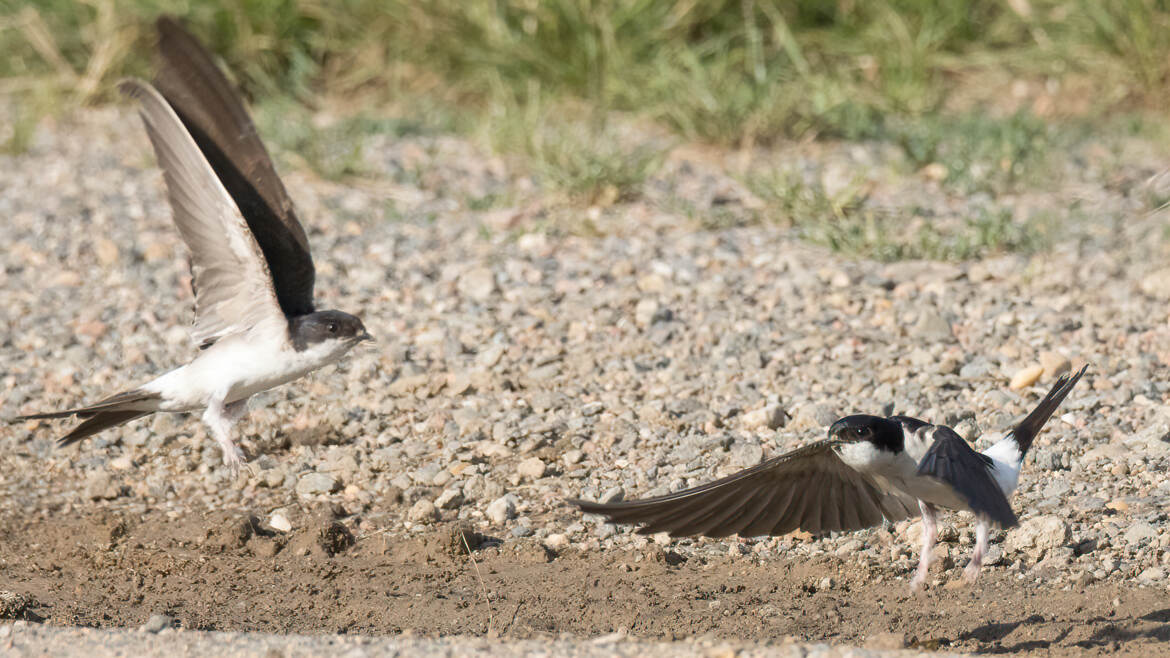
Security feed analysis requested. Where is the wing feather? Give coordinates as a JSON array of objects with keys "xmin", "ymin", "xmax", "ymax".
[
  {"xmin": 737, "ymin": 484, "xmax": 792, "ymax": 537},
  {"xmin": 635, "ymin": 484, "xmax": 743, "ymax": 536},
  {"xmin": 773, "ymin": 474, "xmax": 815, "ymax": 534},
  {"xmin": 716, "ymin": 486, "xmax": 783, "ymax": 538},
  {"xmin": 120, "ymin": 79, "xmax": 286, "ymax": 345},
  {"xmin": 572, "ymin": 438, "xmax": 918, "ymax": 539},
  {"xmin": 153, "ymin": 16, "xmax": 315, "ymax": 319},
  {"xmin": 916, "ymin": 426, "xmax": 1019, "ymax": 528}
]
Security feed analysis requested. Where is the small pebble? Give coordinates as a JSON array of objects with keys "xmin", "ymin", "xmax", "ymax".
[
  {"xmin": 1009, "ymin": 365, "xmax": 1044, "ymax": 390},
  {"xmin": 140, "ymin": 614, "xmax": 176, "ymax": 633}
]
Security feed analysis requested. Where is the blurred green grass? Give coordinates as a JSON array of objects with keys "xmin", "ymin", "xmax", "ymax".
[
  {"xmin": 744, "ymin": 166, "xmax": 1050, "ymax": 261},
  {"xmin": 3, "ymin": 0, "xmax": 1169, "ymax": 257},
  {"xmin": 8, "ymin": 1, "xmax": 1170, "ymax": 136}
]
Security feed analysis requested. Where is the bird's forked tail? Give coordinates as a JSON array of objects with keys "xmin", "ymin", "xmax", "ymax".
[
  {"xmin": 1011, "ymin": 364, "xmax": 1088, "ymax": 456},
  {"xmin": 12, "ymin": 389, "xmax": 161, "ymax": 446}
]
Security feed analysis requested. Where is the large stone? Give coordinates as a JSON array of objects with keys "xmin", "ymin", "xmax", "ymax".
[
  {"xmin": 268, "ymin": 512, "xmax": 292, "ymax": 533},
  {"xmin": 457, "ymin": 267, "xmax": 496, "ymax": 301},
  {"xmin": 1005, "ymin": 515, "xmax": 1070, "ymax": 558},
  {"xmin": 388, "ymin": 373, "xmax": 430, "ymax": 397},
  {"xmin": 1139, "ymin": 566, "xmax": 1166, "ymax": 582},
  {"xmin": 913, "ymin": 309, "xmax": 954, "ymax": 341},
  {"xmin": 517, "ymin": 457, "xmax": 547, "ymax": 480},
  {"xmin": 634, "ymin": 299, "xmax": 660, "ymax": 328},
  {"xmin": 544, "ymin": 533, "xmax": 570, "ymax": 550},
  {"xmin": 742, "ymin": 404, "xmax": 786, "ymax": 430},
  {"xmin": 1139, "ymin": 268, "xmax": 1170, "ymax": 300},
  {"xmin": 791, "ymin": 403, "xmax": 838, "ymax": 431},
  {"xmin": 435, "ymin": 488, "xmax": 464, "ymax": 509},
  {"xmin": 486, "ymin": 495, "xmax": 517, "ymax": 524},
  {"xmin": 600, "ymin": 486, "xmax": 624, "ymax": 504},
  {"xmin": 320, "ymin": 449, "xmax": 359, "ymax": 479},
  {"xmin": 1009, "ymin": 365, "xmax": 1043, "ymax": 390},
  {"xmin": 93, "ymin": 237, "xmax": 119, "ymax": 266},
  {"xmin": 84, "ymin": 470, "xmax": 121, "ymax": 501},
  {"xmin": 730, "ymin": 441, "xmax": 765, "ymax": 468},
  {"xmin": 1123, "ymin": 522, "xmax": 1158, "ymax": 546},
  {"xmin": 407, "ymin": 499, "xmax": 438, "ymax": 523},
  {"xmin": 960, "ymin": 359, "xmax": 992, "ymax": 379},
  {"xmin": 1039, "ymin": 351, "xmax": 1071, "ymax": 378},
  {"xmin": 140, "ymin": 614, "xmax": 176, "ymax": 633},
  {"xmin": 295, "ymin": 472, "xmax": 339, "ymax": 496}
]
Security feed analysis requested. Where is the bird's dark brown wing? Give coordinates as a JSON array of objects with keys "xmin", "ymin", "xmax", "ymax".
[
  {"xmin": 153, "ymin": 16, "xmax": 315, "ymax": 319},
  {"xmin": 571, "ymin": 439, "xmax": 918, "ymax": 538},
  {"xmin": 120, "ymin": 79, "xmax": 288, "ymax": 349},
  {"xmin": 916, "ymin": 426, "xmax": 1019, "ymax": 528}
]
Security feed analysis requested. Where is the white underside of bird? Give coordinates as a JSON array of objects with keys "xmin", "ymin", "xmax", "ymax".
[
  {"xmin": 142, "ymin": 319, "xmax": 354, "ymax": 412},
  {"xmin": 108, "ymin": 318, "xmax": 358, "ymax": 468},
  {"xmin": 835, "ymin": 426, "xmax": 1026, "ymax": 591}
]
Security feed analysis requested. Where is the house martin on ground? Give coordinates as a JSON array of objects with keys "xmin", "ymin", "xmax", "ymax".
[{"xmin": 573, "ymin": 365, "xmax": 1087, "ymax": 592}]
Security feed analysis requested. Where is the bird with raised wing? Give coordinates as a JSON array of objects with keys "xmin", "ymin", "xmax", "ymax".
[
  {"xmin": 572, "ymin": 365, "xmax": 1087, "ymax": 591},
  {"xmin": 12, "ymin": 17, "xmax": 372, "ymax": 472}
]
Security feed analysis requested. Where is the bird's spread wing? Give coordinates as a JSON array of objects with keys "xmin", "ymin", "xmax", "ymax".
[
  {"xmin": 572, "ymin": 438, "xmax": 919, "ymax": 538},
  {"xmin": 153, "ymin": 16, "xmax": 315, "ymax": 319},
  {"xmin": 916, "ymin": 426, "xmax": 1019, "ymax": 528},
  {"xmin": 120, "ymin": 79, "xmax": 286, "ymax": 347}
]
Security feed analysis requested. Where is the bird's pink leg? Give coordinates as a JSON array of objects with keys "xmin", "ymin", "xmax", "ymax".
[
  {"xmin": 910, "ymin": 501, "xmax": 938, "ymax": 593},
  {"xmin": 202, "ymin": 394, "xmax": 252, "ymax": 475},
  {"xmin": 964, "ymin": 518, "xmax": 990, "ymax": 584}
]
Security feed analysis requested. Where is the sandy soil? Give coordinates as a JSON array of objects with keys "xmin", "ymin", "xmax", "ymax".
[{"xmin": 1, "ymin": 506, "xmax": 1167, "ymax": 656}]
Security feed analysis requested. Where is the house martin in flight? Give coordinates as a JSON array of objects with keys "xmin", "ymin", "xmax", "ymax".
[{"xmin": 14, "ymin": 17, "xmax": 372, "ymax": 472}]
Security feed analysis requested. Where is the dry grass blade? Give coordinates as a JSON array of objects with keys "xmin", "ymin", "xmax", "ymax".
[
  {"xmin": 460, "ymin": 528, "xmax": 494, "ymax": 637},
  {"xmin": 17, "ymin": 7, "xmax": 77, "ymax": 83},
  {"xmin": 76, "ymin": 0, "xmax": 135, "ymax": 102}
]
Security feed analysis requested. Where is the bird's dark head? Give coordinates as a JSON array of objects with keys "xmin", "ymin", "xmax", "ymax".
[
  {"xmin": 289, "ymin": 310, "xmax": 373, "ymax": 352},
  {"xmin": 828, "ymin": 415, "xmax": 904, "ymax": 452}
]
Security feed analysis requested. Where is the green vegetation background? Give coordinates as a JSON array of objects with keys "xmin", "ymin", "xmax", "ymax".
[{"xmin": 4, "ymin": 0, "xmax": 1169, "ymax": 258}]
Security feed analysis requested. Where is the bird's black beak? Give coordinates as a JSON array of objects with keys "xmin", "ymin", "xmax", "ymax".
[
  {"xmin": 828, "ymin": 419, "xmax": 848, "ymax": 440},
  {"xmin": 358, "ymin": 330, "xmax": 374, "ymax": 343}
]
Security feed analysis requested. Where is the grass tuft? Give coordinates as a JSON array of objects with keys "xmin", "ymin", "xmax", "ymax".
[
  {"xmin": 889, "ymin": 111, "xmax": 1052, "ymax": 193},
  {"xmin": 253, "ymin": 98, "xmax": 443, "ymax": 181},
  {"xmin": 746, "ymin": 166, "xmax": 1046, "ymax": 261},
  {"xmin": 493, "ymin": 115, "xmax": 667, "ymax": 204}
]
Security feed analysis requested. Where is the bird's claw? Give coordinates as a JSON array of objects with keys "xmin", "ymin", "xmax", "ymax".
[
  {"xmin": 909, "ymin": 574, "xmax": 927, "ymax": 595},
  {"xmin": 221, "ymin": 443, "xmax": 254, "ymax": 477}
]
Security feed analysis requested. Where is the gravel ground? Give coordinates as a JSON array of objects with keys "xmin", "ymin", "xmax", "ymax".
[{"xmin": 2, "ymin": 104, "xmax": 1170, "ymax": 655}]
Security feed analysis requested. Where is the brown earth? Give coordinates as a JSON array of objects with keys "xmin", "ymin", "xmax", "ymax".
[{"xmin": 1, "ymin": 507, "xmax": 1167, "ymax": 657}]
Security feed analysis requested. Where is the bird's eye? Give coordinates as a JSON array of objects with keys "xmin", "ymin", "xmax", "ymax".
[{"xmin": 327, "ymin": 323, "xmax": 338, "ymax": 333}]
